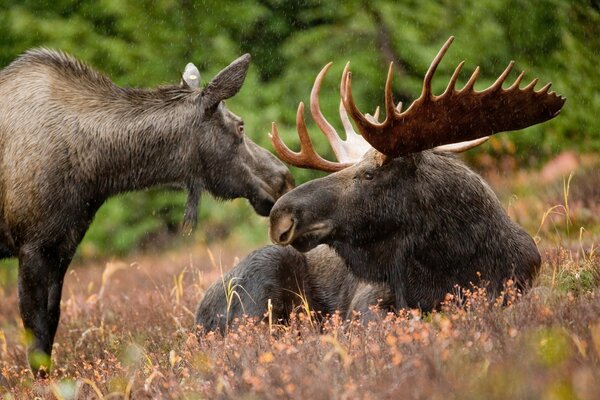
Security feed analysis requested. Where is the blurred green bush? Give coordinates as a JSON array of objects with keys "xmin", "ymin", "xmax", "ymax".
[{"xmin": 0, "ymin": 0, "xmax": 597, "ymax": 258}]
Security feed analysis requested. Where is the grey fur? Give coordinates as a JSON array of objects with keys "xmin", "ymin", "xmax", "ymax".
[{"xmin": 0, "ymin": 49, "xmax": 293, "ymax": 375}]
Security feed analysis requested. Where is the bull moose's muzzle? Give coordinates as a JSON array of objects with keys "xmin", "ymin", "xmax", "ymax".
[{"xmin": 269, "ymin": 185, "xmax": 335, "ymax": 253}]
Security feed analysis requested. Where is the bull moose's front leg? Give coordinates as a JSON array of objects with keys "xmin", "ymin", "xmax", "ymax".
[{"xmin": 18, "ymin": 244, "xmax": 56, "ymax": 378}]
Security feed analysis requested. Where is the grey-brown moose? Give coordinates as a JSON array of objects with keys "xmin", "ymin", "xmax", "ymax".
[{"xmin": 0, "ymin": 50, "xmax": 293, "ymax": 375}]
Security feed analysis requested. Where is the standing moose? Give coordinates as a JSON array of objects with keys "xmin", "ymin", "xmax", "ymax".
[
  {"xmin": 196, "ymin": 37, "xmax": 565, "ymax": 333},
  {"xmin": 0, "ymin": 50, "xmax": 293, "ymax": 375}
]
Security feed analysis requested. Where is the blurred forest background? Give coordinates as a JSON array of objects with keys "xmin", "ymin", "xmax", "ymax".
[{"xmin": 0, "ymin": 0, "xmax": 598, "ymax": 260}]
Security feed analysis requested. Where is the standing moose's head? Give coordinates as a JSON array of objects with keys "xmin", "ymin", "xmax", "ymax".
[
  {"xmin": 269, "ymin": 37, "xmax": 565, "ymax": 309},
  {"xmin": 176, "ymin": 55, "xmax": 295, "ymax": 229}
]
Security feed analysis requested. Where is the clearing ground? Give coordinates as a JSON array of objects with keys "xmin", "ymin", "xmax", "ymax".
[{"xmin": 1, "ymin": 161, "xmax": 599, "ymax": 399}]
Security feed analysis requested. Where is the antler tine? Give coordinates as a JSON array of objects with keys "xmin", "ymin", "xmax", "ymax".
[
  {"xmin": 442, "ymin": 61, "xmax": 465, "ymax": 95},
  {"xmin": 365, "ymin": 106, "xmax": 381, "ymax": 123},
  {"xmin": 523, "ymin": 78, "xmax": 539, "ymax": 91},
  {"xmin": 269, "ymin": 122, "xmax": 298, "ymax": 165},
  {"xmin": 536, "ymin": 82, "xmax": 552, "ymax": 95},
  {"xmin": 434, "ymin": 136, "xmax": 490, "ymax": 153},
  {"xmin": 342, "ymin": 65, "xmax": 385, "ymax": 134},
  {"xmin": 339, "ymin": 64, "xmax": 358, "ymax": 131},
  {"xmin": 310, "ymin": 62, "xmax": 347, "ymax": 161},
  {"xmin": 507, "ymin": 71, "xmax": 526, "ymax": 90},
  {"xmin": 490, "ymin": 61, "xmax": 515, "ymax": 91},
  {"xmin": 374, "ymin": 106, "xmax": 381, "ymax": 120},
  {"xmin": 384, "ymin": 62, "xmax": 396, "ymax": 122},
  {"xmin": 421, "ymin": 36, "xmax": 455, "ymax": 99},
  {"xmin": 269, "ymin": 103, "xmax": 350, "ymax": 173},
  {"xmin": 461, "ymin": 66, "xmax": 480, "ymax": 92},
  {"xmin": 339, "ymin": 100, "xmax": 356, "ymax": 135}
]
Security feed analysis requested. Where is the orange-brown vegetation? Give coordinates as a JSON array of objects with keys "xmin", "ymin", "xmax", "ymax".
[{"xmin": 1, "ymin": 162, "xmax": 598, "ymax": 399}]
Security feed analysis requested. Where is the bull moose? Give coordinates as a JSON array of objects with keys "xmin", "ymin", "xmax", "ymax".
[
  {"xmin": 0, "ymin": 50, "xmax": 293, "ymax": 375},
  {"xmin": 196, "ymin": 37, "xmax": 565, "ymax": 332}
]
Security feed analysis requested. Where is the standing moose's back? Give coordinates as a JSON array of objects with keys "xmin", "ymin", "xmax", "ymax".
[{"xmin": 0, "ymin": 49, "xmax": 293, "ymax": 376}]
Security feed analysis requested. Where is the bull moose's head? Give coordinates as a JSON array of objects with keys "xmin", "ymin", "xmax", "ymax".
[{"xmin": 269, "ymin": 36, "xmax": 566, "ymax": 253}]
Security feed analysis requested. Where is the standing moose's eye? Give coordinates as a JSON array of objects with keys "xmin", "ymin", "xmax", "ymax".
[
  {"xmin": 363, "ymin": 171, "xmax": 374, "ymax": 180},
  {"xmin": 238, "ymin": 124, "xmax": 244, "ymax": 135}
]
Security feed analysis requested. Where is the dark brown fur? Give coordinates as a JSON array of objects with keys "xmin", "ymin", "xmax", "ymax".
[
  {"xmin": 270, "ymin": 150, "xmax": 540, "ymax": 311},
  {"xmin": 195, "ymin": 245, "xmax": 394, "ymax": 334}
]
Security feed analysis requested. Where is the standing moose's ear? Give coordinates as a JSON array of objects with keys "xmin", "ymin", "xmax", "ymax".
[
  {"xmin": 200, "ymin": 54, "xmax": 251, "ymax": 110},
  {"xmin": 182, "ymin": 63, "xmax": 201, "ymax": 89}
]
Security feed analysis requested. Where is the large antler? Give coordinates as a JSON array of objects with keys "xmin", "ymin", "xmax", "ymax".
[
  {"xmin": 270, "ymin": 63, "xmax": 373, "ymax": 172},
  {"xmin": 342, "ymin": 36, "xmax": 566, "ymax": 158}
]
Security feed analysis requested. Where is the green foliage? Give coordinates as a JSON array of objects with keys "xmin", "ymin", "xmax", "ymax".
[
  {"xmin": 529, "ymin": 327, "xmax": 572, "ymax": 367},
  {"xmin": 0, "ymin": 0, "xmax": 598, "ymax": 257}
]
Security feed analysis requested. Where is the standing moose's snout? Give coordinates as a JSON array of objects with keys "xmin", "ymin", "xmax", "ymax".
[
  {"xmin": 182, "ymin": 53, "xmax": 294, "ymax": 220},
  {"xmin": 238, "ymin": 138, "xmax": 295, "ymax": 217}
]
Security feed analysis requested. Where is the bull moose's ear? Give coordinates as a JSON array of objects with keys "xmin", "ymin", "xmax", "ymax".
[
  {"xmin": 200, "ymin": 54, "xmax": 251, "ymax": 109},
  {"xmin": 182, "ymin": 63, "xmax": 201, "ymax": 89}
]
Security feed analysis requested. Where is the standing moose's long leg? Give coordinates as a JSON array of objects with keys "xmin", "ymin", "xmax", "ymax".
[
  {"xmin": 47, "ymin": 249, "xmax": 77, "ymax": 347},
  {"xmin": 45, "ymin": 222, "xmax": 93, "ymax": 369},
  {"xmin": 17, "ymin": 244, "xmax": 55, "ymax": 377},
  {"xmin": 18, "ymin": 237, "xmax": 80, "ymax": 377}
]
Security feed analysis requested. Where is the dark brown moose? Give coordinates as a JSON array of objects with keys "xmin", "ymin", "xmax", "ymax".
[
  {"xmin": 0, "ymin": 49, "xmax": 293, "ymax": 375},
  {"xmin": 196, "ymin": 37, "xmax": 565, "ymax": 333}
]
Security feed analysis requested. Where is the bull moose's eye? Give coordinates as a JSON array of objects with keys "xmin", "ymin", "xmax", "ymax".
[
  {"xmin": 363, "ymin": 171, "xmax": 374, "ymax": 180},
  {"xmin": 237, "ymin": 124, "xmax": 244, "ymax": 135}
]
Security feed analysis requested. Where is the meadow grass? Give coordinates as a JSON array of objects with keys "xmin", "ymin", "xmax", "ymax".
[{"xmin": 0, "ymin": 167, "xmax": 598, "ymax": 399}]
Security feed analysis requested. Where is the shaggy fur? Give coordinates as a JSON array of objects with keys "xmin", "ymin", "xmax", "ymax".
[
  {"xmin": 0, "ymin": 49, "xmax": 293, "ymax": 375},
  {"xmin": 196, "ymin": 245, "xmax": 394, "ymax": 333}
]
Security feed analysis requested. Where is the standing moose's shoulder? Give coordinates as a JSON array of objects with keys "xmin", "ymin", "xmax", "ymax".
[
  {"xmin": 196, "ymin": 37, "xmax": 565, "ymax": 333},
  {"xmin": 0, "ymin": 49, "xmax": 294, "ymax": 375}
]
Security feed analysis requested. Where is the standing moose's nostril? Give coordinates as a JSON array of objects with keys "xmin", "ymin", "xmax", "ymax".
[
  {"xmin": 273, "ymin": 172, "xmax": 295, "ymax": 199},
  {"xmin": 284, "ymin": 174, "xmax": 296, "ymax": 193},
  {"xmin": 270, "ymin": 214, "xmax": 296, "ymax": 245}
]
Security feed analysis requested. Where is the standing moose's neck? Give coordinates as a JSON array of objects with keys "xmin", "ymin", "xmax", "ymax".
[
  {"xmin": 1, "ymin": 49, "xmax": 207, "ymax": 199},
  {"xmin": 68, "ymin": 86, "xmax": 205, "ymax": 197}
]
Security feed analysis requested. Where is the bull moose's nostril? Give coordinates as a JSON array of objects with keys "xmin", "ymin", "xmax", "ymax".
[{"xmin": 270, "ymin": 214, "xmax": 296, "ymax": 245}]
